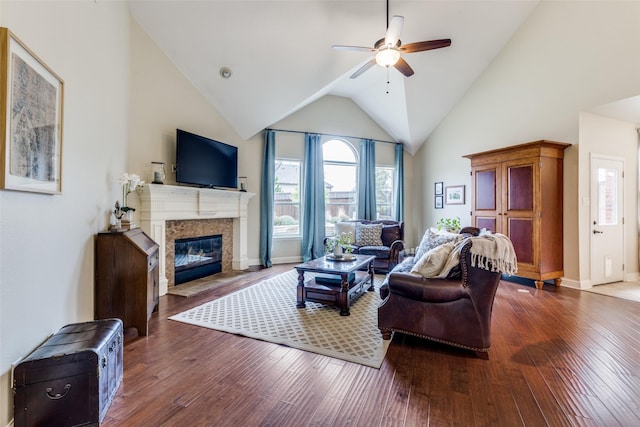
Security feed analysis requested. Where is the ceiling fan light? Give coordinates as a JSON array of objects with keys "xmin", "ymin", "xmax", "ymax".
[{"xmin": 375, "ymin": 47, "xmax": 400, "ymax": 67}]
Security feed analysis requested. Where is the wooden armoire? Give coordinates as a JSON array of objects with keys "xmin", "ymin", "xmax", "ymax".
[{"xmin": 464, "ymin": 140, "xmax": 570, "ymax": 289}]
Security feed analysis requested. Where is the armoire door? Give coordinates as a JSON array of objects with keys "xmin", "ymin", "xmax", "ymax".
[
  {"xmin": 503, "ymin": 158, "xmax": 538, "ymax": 273},
  {"xmin": 471, "ymin": 163, "xmax": 501, "ymax": 233}
]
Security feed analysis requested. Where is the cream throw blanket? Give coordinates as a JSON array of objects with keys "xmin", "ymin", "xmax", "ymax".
[{"xmin": 469, "ymin": 233, "xmax": 518, "ymax": 275}]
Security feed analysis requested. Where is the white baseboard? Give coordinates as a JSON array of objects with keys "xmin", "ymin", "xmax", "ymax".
[
  {"xmin": 245, "ymin": 257, "xmax": 302, "ymax": 267},
  {"xmin": 561, "ymin": 278, "xmax": 591, "ymax": 290},
  {"xmin": 563, "ymin": 272, "xmax": 640, "ymax": 291},
  {"xmin": 271, "ymin": 256, "xmax": 303, "ymax": 265},
  {"xmin": 519, "ymin": 268, "xmax": 640, "ymax": 291}
]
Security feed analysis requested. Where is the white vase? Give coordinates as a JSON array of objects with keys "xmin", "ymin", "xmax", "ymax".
[{"xmin": 333, "ymin": 245, "xmax": 343, "ymax": 257}]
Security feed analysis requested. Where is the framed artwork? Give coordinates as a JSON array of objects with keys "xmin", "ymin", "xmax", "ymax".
[
  {"xmin": 0, "ymin": 28, "xmax": 64, "ymax": 194},
  {"xmin": 435, "ymin": 195, "xmax": 444, "ymax": 209},
  {"xmin": 434, "ymin": 181, "xmax": 443, "ymax": 195},
  {"xmin": 445, "ymin": 185, "xmax": 465, "ymax": 205}
]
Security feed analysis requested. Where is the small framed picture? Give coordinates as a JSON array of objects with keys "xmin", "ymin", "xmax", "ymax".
[
  {"xmin": 434, "ymin": 181, "xmax": 443, "ymax": 195},
  {"xmin": 435, "ymin": 195, "xmax": 444, "ymax": 209},
  {"xmin": 445, "ymin": 186, "xmax": 465, "ymax": 205}
]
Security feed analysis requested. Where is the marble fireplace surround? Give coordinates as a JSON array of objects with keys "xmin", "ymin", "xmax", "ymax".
[{"xmin": 139, "ymin": 184, "xmax": 255, "ymax": 296}]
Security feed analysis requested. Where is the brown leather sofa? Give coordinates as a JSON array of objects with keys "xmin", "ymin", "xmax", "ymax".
[
  {"xmin": 378, "ymin": 240, "xmax": 502, "ymax": 358},
  {"xmin": 325, "ymin": 219, "xmax": 404, "ymax": 273}
]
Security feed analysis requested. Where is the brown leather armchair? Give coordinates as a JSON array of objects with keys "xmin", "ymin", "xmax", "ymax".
[{"xmin": 378, "ymin": 240, "xmax": 502, "ymax": 359}]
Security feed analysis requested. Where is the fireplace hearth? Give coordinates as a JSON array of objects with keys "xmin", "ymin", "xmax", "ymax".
[{"xmin": 174, "ymin": 234, "xmax": 222, "ymax": 285}]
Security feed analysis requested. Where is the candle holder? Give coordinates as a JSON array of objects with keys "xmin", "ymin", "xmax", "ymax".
[
  {"xmin": 151, "ymin": 162, "xmax": 165, "ymax": 184},
  {"xmin": 238, "ymin": 176, "xmax": 247, "ymax": 192}
]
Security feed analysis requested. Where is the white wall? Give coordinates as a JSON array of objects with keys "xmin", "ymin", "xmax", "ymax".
[
  {"xmin": 0, "ymin": 1, "xmax": 131, "ymax": 424},
  {"xmin": 127, "ymin": 17, "xmax": 264, "ymax": 265},
  {"xmin": 415, "ymin": 0, "xmax": 640, "ymax": 285},
  {"xmin": 577, "ymin": 112, "xmax": 639, "ymax": 287}
]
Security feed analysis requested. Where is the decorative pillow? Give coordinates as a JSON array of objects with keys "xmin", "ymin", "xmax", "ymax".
[
  {"xmin": 414, "ymin": 228, "xmax": 462, "ymax": 261},
  {"xmin": 392, "ymin": 256, "xmax": 415, "ymax": 274},
  {"xmin": 355, "ymin": 223, "xmax": 384, "ymax": 247},
  {"xmin": 334, "ymin": 221, "xmax": 356, "ymax": 242},
  {"xmin": 381, "ymin": 224, "xmax": 401, "ymax": 247},
  {"xmin": 436, "ymin": 241, "xmax": 464, "ymax": 278},
  {"xmin": 411, "ymin": 242, "xmax": 455, "ymax": 277}
]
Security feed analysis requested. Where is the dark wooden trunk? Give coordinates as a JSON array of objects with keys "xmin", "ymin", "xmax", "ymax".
[{"xmin": 13, "ymin": 319, "xmax": 123, "ymax": 427}]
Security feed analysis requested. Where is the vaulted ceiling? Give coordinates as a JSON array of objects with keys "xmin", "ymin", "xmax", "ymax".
[{"xmin": 128, "ymin": 1, "xmax": 539, "ymax": 155}]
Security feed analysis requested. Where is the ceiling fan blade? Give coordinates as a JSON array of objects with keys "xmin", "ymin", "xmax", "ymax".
[
  {"xmin": 400, "ymin": 39, "xmax": 452, "ymax": 53},
  {"xmin": 332, "ymin": 45, "xmax": 376, "ymax": 53},
  {"xmin": 394, "ymin": 57, "xmax": 414, "ymax": 77},
  {"xmin": 384, "ymin": 15, "xmax": 404, "ymax": 47},
  {"xmin": 350, "ymin": 58, "xmax": 377, "ymax": 79}
]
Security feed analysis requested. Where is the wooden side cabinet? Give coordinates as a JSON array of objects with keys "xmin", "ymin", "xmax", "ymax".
[
  {"xmin": 464, "ymin": 140, "xmax": 570, "ymax": 289},
  {"xmin": 95, "ymin": 229, "xmax": 159, "ymax": 336}
]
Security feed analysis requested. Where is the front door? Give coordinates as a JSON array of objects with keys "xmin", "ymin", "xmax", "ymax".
[{"xmin": 590, "ymin": 155, "xmax": 625, "ymax": 285}]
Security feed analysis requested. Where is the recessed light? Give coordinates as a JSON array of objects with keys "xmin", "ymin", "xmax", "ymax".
[{"xmin": 219, "ymin": 67, "xmax": 232, "ymax": 79}]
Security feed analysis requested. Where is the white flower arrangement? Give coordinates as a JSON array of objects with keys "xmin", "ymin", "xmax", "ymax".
[
  {"xmin": 117, "ymin": 172, "xmax": 144, "ymax": 213},
  {"xmin": 326, "ymin": 232, "xmax": 354, "ymax": 254}
]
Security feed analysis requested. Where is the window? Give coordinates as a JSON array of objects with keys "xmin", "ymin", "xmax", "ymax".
[
  {"xmin": 273, "ymin": 159, "xmax": 301, "ymax": 236},
  {"xmin": 376, "ymin": 166, "xmax": 395, "ymax": 220},
  {"xmin": 323, "ymin": 139, "xmax": 357, "ymax": 235},
  {"xmin": 597, "ymin": 166, "xmax": 618, "ymax": 226}
]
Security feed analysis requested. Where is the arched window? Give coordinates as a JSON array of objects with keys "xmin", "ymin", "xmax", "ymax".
[{"xmin": 323, "ymin": 139, "xmax": 358, "ymax": 235}]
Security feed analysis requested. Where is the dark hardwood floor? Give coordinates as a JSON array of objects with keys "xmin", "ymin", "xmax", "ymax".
[{"xmin": 102, "ymin": 265, "xmax": 640, "ymax": 426}]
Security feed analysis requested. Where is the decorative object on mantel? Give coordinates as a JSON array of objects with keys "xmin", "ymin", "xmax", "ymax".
[
  {"xmin": 116, "ymin": 172, "xmax": 144, "ymax": 230},
  {"xmin": 0, "ymin": 27, "xmax": 64, "ymax": 195},
  {"xmin": 238, "ymin": 176, "xmax": 247, "ymax": 192},
  {"xmin": 151, "ymin": 162, "xmax": 165, "ymax": 184}
]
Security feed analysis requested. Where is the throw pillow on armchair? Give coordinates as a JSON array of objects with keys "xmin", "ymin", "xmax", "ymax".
[
  {"xmin": 410, "ymin": 242, "xmax": 454, "ymax": 277},
  {"xmin": 355, "ymin": 223, "xmax": 384, "ymax": 247},
  {"xmin": 414, "ymin": 228, "xmax": 462, "ymax": 261}
]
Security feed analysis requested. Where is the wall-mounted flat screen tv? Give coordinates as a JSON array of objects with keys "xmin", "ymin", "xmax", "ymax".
[{"xmin": 176, "ymin": 129, "xmax": 238, "ymax": 189}]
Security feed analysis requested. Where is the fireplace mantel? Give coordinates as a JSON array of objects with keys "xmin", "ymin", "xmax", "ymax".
[{"xmin": 138, "ymin": 184, "xmax": 255, "ymax": 295}]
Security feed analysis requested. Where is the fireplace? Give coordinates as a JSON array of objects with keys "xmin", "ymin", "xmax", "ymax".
[
  {"xmin": 138, "ymin": 184, "xmax": 255, "ymax": 296},
  {"xmin": 164, "ymin": 218, "xmax": 233, "ymax": 288},
  {"xmin": 174, "ymin": 234, "xmax": 222, "ymax": 285}
]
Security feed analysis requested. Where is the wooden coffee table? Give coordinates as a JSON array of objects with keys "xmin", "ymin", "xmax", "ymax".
[{"xmin": 295, "ymin": 254, "xmax": 375, "ymax": 316}]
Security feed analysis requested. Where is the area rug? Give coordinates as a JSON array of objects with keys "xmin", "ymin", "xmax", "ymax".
[{"xmin": 169, "ymin": 270, "xmax": 390, "ymax": 368}]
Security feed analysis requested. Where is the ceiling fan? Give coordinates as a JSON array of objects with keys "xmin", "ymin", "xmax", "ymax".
[{"xmin": 332, "ymin": 1, "xmax": 451, "ymax": 79}]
